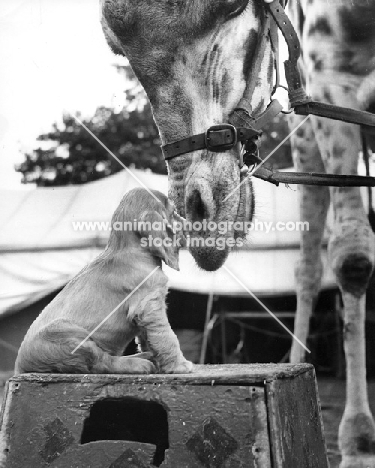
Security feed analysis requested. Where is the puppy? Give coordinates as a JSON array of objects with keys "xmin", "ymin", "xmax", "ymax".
[{"xmin": 15, "ymin": 188, "xmax": 193, "ymax": 375}]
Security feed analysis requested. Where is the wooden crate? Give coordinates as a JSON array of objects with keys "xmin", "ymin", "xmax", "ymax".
[{"xmin": 0, "ymin": 364, "xmax": 328, "ymax": 468}]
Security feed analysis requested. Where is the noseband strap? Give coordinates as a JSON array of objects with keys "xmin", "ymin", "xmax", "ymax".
[
  {"xmin": 162, "ymin": 100, "xmax": 283, "ymax": 160},
  {"xmin": 162, "ymin": 125, "xmax": 259, "ymax": 161}
]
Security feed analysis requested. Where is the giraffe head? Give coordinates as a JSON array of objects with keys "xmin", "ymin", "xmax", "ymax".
[{"xmin": 101, "ymin": 0, "xmax": 273, "ymax": 270}]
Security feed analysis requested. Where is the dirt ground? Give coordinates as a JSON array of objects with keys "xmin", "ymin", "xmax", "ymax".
[
  {"xmin": 318, "ymin": 378, "xmax": 375, "ymax": 468},
  {"xmin": 1, "ymin": 373, "xmax": 374, "ymax": 467}
]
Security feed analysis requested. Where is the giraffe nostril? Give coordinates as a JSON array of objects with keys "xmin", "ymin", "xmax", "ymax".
[{"xmin": 187, "ymin": 190, "xmax": 208, "ymax": 224}]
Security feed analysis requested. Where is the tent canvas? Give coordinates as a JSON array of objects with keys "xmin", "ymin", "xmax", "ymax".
[{"xmin": 0, "ymin": 167, "xmax": 339, "ymax": 317}]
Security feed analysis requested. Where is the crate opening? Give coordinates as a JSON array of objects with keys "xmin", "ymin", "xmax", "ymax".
[{"xmin": 80, "ymin": 397, "xmax": 169, "ymax": 466}]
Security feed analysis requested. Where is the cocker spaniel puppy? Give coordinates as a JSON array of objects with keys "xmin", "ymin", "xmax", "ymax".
[{"xmin": 15, "ymin": 188, "xmax": 193, "ymax": 375}]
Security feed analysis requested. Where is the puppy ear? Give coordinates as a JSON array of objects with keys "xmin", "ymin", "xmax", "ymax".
[{"xmin": 138, "ymin": 210, "xmax": 182, "ymax": 271}]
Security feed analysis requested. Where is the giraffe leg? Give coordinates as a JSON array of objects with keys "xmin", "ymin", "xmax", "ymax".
[
  {"xmin": 311, "ymin": 90, "xmax": 375, "ymax": 467},
  {"xmin": 290, "ymin": 114, "xmax": 330, "ymax": 364},
  {"xmin": 328, "ymin": 214, "xmax": 375, "ymax": 467},
  {"xmin": 338, "ymin": 293, "xmax": 375, "ymax": 468}
]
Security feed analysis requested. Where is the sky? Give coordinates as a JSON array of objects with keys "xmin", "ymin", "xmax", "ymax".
[{"xmin": 0, "ymin": 0, "xmax": 127, "ymax": 188}]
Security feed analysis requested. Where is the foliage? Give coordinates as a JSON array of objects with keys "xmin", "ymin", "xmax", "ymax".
[{"xmin": 260, "ymin": 113, "xmax": 292, "ymax": 169}]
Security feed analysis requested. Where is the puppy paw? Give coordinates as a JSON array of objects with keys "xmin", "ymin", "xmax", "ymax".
[
  {"xmin": 165, "ymin": 359, "xmax": 194, "ymax": 374},
  {"xmin": 113, "ymin": 356, "xmax": 156, "ymax": 374},
  {"xmin": 131, "ymin": 357, "xmax": 156, "ymax": 374}
]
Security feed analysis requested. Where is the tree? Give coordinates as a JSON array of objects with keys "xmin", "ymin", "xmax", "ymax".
[
  {"xmin": 16, "ymin": 64, "xmax": 292, "ymax": 186},
  {"xmin": 16, "ymin": 66, "xmax": 165, "ymax": 187},
  {"xmin": 16, "ymin": 103, "xmax": 165, "ymax": 186}
]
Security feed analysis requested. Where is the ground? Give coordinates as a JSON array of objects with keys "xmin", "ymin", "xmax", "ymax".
[
  {"xmin": 0, "ymin": 373, "xmax": 374, "ymax": 467},
  {"xmin": 318, "ymin": 378, "xmax": 375, "ymax": 467}
]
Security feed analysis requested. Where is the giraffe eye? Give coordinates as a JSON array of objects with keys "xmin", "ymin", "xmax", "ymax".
[{"xmin": 227, "ymin": 0, "xmax": 249, "ymax": 19}]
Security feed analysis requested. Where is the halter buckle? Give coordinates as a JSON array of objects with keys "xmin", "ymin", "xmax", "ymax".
[{"xmin": 205, "ymin": 124, "xmax": 237, "ymax": 152}]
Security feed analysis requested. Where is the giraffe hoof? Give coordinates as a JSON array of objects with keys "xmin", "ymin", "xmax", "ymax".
[{"xmin": 339, "ymin": 412, "xmax": 375, "ymax": 468}]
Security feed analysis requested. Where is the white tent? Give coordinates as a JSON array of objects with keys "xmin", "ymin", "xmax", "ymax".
[{"xmin": 0, "ymin": 168, "xmax": 337, "ymax": 317}]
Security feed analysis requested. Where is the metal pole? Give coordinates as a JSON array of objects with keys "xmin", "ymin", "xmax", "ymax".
[{"xmin": 199, "ymin": 291, "xmax": 215, "ymax": 364}]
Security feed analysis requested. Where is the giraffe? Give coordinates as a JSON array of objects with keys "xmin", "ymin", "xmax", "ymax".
[
  {"xmin": 287, "ymin": 1, "xmax": 375, "ymax": 466},
  {"xmin": 100, "ymin": 0, "xmax": 271, "ymax": 271},
  {"xmin": 100, "ymin": 0, "xmax": 375, "ymax": 465}
]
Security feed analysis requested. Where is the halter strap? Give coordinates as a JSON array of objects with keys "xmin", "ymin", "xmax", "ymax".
[
  {"xmin": 160, "ymin": 0, "xmax": 375, "ymax": 188},
  {"xmin": 162, "ymin": 126, "xmax": 260, "ymax": 161},
  {"xmin": 294, "ymin": 102, "xmax": 375, "ymax": 130},
  {"xmin": 253, "ymin": 167, "xmax": 375, "ymax": 187},
  {"xmin": 267, "ymin": 0, "xmax": 375, "ymax": 130}
]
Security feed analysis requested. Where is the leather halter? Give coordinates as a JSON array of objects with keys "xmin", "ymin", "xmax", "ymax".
[{"xmin": 161, "ymin": 0, "xmax": 375, "ymax": 188}]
